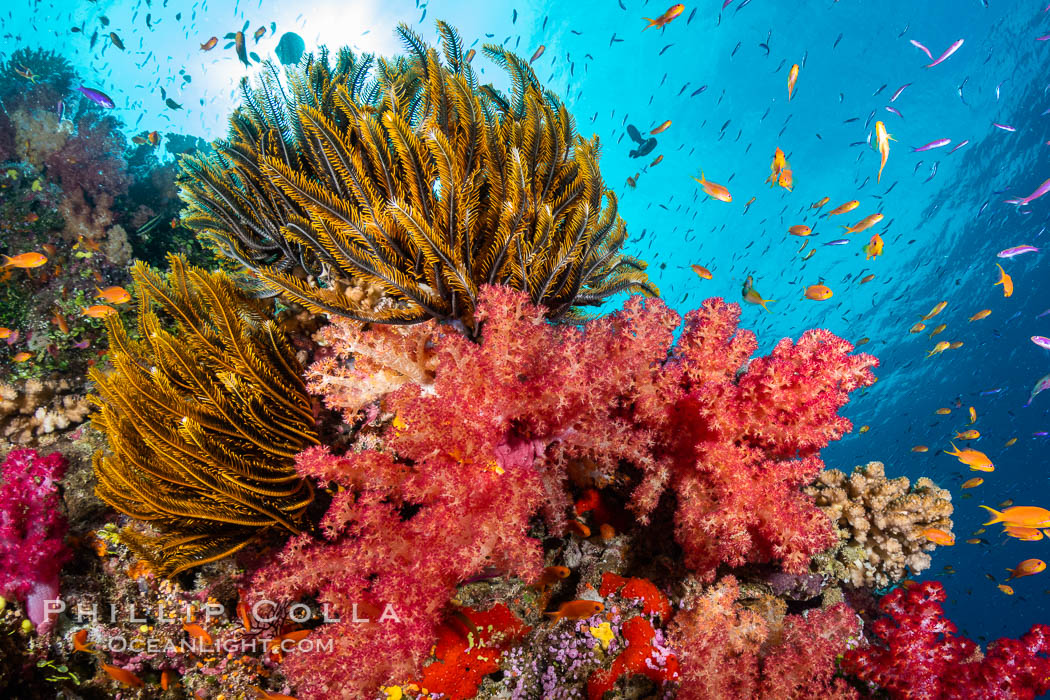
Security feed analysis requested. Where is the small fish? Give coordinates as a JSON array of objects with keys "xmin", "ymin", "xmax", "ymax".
[
  {"xmin": 96, "ymin": 286, "xmax": 131, "ymax": 304},
  {"xmin": 650, "ymin": 120, "xmax": 672, "ymax": 135},
  {"xmin": 945, "ymin": 443, "xmax": 993, "ymax": 471},
  {"xmin": 741, "ymin": 275, "xmax": 775, "ymax": 312},
  {"xmin": 913, "ymin": 138, "xmax": 951, "ymax": 152},
  {"xmin": 805, "ymin": 284, "xmax": 833, "ymax": 301},
  {"xmin": 101, "ymin": 664, "xmax": 143, "ymax": 688},
  {"xmin": 994, "ymin": 263, "xmax": 1013, "ymax": 297},
  {"xmin": 544, "ymin": 600, "xmax": 605, "ymax": 622},
  {"xmin": 962, "ymin": 477, "xmax": 983, "ymax": 488},
  {"xmin": 927, "ymin": 341, "xmax": 951, "ymax": 358},
  {"xmin": 859, "ymin": 425, "xmax": 870, "ymax": 433},
  {"xmin": 1005, "ymin": 177, "xmax": 1050, "ymax": 206},
  {"xmin": 643, "ymin": 3, "xmax": 685, "ymax": 31},
  {"xmin": 165, "ymin": 98, "xmax": 183, "ymax": 110},
  {"xmin": 183, "ymin": 623, "xmax": 213, "ymax": 645},
  {"xmin": 928, "ymin": 323, "xmax": 947, "ymax": 338},
  {"xmin": 926, "ymin": 39, "xmax": 964, "ymax": 68},
  {"xmin": 860, "ymin": 273, "xmax": 876, "ymax": 284},
  {"xmin": 253, "ymin": 26, "xmax": 266, "ymax": 42},
  {"xmin": 969, "ymin": 309, "xmax": 991, "ymax": 322},
  {"xmin": 967, "ymin": 538, "xmax": 988, "ymax": 545},
  {"xmin": 72, "ymin": 629, "xmax": 96, "ymax": 653},
  {"xmin": 910, "ymin": 323, "xmax": 927, "ymax": 333},
  {"xmin": 890, "ymin": 83, "xmax": 911, "ymax": 102},
  {"xmin": 200, "ymin": 36, "xmax": 218, "ymax": 50},
  {"xmin": 948, "ymin": 140, "xmax": 970, "ymax": 153},
  {"xmin": 949, "ymin": 341, "xmax": 964, "ymax": 350},
  {"xmin": 789, "ymin": 225, "xmax": 812, "ymax": 236},
  {"xmin": 530, "ymin": 45, "xmax": 546, "ymax": 64},
  {"xmin": 910, "ymin": 39, "xmax": 934, "ymax": 59},
  {"xmin": 863, "ymin": 233, "xmax": 884, "ymax": 260},
  {"xmin": 824, "ymin": 239, "xmax": 850, "ymax": 246},
  {"xmin": 1032, "ymin": 336, "xmax": 1050, "ymax": 350},
  {"xmin": 998, "ymin": 245, "xmax": 1039, "ymax": 258},
  {"xmin": 955, "ymin": 430, "xmax": 980, "ymax": 440},
  {"xmin": 11, "ymin": 352, "xmax": 32, "ymax": 363},
  {"xmin": 690, "ymin": 264, "xmax": 712, "ymax": 280},
  {"xmin": 692, "ymin": 172, "xmax": 731, "ymax": 202},
  {"xmin": 234, "ymin": 31, "xmax": 250, "ymax": 68},
  {"xmin": 76, "ymin": 86, "xmax": 115, "ymax": 109},
  {"xmin": 1026, "ymin": 372, "xmax": 1050, "ymax": 406},
  {"xmin": 811, "ymin": 196, "xmax": 830, "ymax": 209},
  {"xmin": 1006, "ymin": 437, "xmax": 1018, "ymax": 447},
  {"xmin": 981, "ymin": 505, "xmax": 1050, "ymax": 528},
  {"xmin": 148, "ymin": 131, "xmax": 160, "ymax": 146},
  {"xmin": 109, "ymin": 32, "xmax": 124, "ymax": 49},
  {"xmin": 1006, "ymin": 559, "xmax": 1046, "ymax": 581},
  {"xmin": 0, "ymin": 328, "xmax": 10, "ymax": 340},
  {"xmin": 856, "ymin": 337, "xmax": 870, "ymax": 346},
  {"xmin": 912, "ymin": 445, "xmax": 929, "ymax": 452},
  {"xmin": 2, "ymin": 253, "xmax": 47, "ymax": 268},
  {"xmin": 998, "ymin": 584, "xmax": 1014, "ymax": 595},
  {"xmin": 993, "ymin": 122, "xmax": 1017, "ymax": 132},
  {"xmin": 827, "ymin": 200, "xmax": 859, "ymax": 216},
  {"xmin": 922, "ymin": 528, "xmax": 955, "ymax": 546},
  {"xmin": 843, "ymin": 213, "xmax": 884, "ymax": 234},
  {"xmin": 649, "ymin": 154, "xmax": 663, "ymax": 167},
  {"xmin": 922, "ymin": 301, "xmax": 948, "ymax": 320},
  {"xmin": 969, "ymin": 406, "xmax": 977, "ymax": 424},
  {"xmin": 1005, "ymin": 526, "xmax": 1043, "ymax": 541},
  {"xmin": 533, "ymin": 566, "xmax": 571, "ymax": 588},
  {"xmin": 82, "ymin": 305, "xmax": 118, "ymax": 319},
  {"xmin": 787, "ymin": 63, "xmax": 799, "ymax": 99}
]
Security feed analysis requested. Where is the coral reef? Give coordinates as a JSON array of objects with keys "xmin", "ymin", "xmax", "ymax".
[
  {"xmin": 178, "ymin": 23, "xmax": 656, "ymax": 330},
  {"xmin": 0, "ymin": 448, "xmax": 69, "ymax": 631},
  {"xmin": 90, "ymin": 255, "xmax": 318, "ymax": 576},
  {"xmin": 843, "ymin": 581, "xmax": 1050, "ymax": 699},
  {"xmin": 805, "ymin": 461, "xmax": 953, "ymax": 588},
  {"xmin": 0, "ymin": 377, "xmax": 90, "ymax": 445}
]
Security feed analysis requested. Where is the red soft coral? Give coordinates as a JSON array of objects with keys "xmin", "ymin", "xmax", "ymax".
[{"xmin": 843, "ymin": 581, "xmax": 1050, "ymax": 699}]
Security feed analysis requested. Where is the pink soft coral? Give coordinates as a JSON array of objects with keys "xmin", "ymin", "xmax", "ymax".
[
  {"xmin": 251, "ymin": 286, "xmax": 874, "ymax": 697},
  {"xmin": 843, "ymin": 581, "xmax": 1050, "ymax": 699},
  {"xmin": 0, "ymin": 449, "xmax": 69, "ymax": 632}
]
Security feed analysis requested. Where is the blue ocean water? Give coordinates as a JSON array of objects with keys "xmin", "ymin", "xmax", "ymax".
[{"xmin": 3, "ymin": 0, "xmax": 1048, "ymax": 648}]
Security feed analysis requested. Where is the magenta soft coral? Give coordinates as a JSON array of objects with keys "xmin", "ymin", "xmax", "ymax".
[
  {"xmin": 0, "ymin": 449, "xmax": 69, "ymax": 632},
  {"xmin": 843, "ymin": 581, "xmax": 1050, "ymax": 699}
]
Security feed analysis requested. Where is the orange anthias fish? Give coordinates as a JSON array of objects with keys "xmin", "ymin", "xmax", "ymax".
[
  {"xmin": 876, "ymin": 120, "xmax": 894, "ymax": 182},
  {"xmin": 1005, "ymin": 525, "xmax": 1043, "ymax": 541},
  {"xmin": 843, "ymin": 213, "xmax": 884, "ymax": 234},
  {"xmin": 545, "ymin": 599, "xmax": 605, "ymax": 622},
  {"xmin": 101, "ymin": 664, "xmax": 143, "ymax": 687},
  {"xmin": 909, "ymin": 322, "xmax": 926, "ymax": 333},
  {"xmin": 1006, "ymin": 559, "xmax": 1046, "ymax": 580},
  {"xmin": 2, "ymin": 252, "xmax": 47, "ymax": 268},
  {"xmin": 777, "ymin": 168, "xmax": 793, "ymax": 191},
  {"xmin": 12, "ymin": 352, "xmax": 32, "ymax": 363},
  {"xmin": 787, "ymin": 63, "xmax": 800, "ymax": 100},
  {"xmin": 955, "ymin": 430, "xmax": 980, "ymax": 440},
  {"xmin": 72, "ymin": 629, "xmax": 95, "ymax": 653},
  {"xmin": 922, "ymin": 528, "xmax": 955, "ymax": 546},
  {"xmin": 767, "ymin": 147, "xmax": 789, "ymax": 187},
  {"xmin": 860, "ymin": 273, "xmax": 876, "ymax": 283},
  {"xmin": 0, "ymin": 327, "xmax": 10, "ymax": 339},
  {"xmin": 826, "ymin": 200, "xmax": 860, "ymax": 216},
  {"xmin": 530, "ymin": 45, "xmax": 546, "ymax": 64},
  {"xmin": 994, "ymin": 263, "xmax": 1013, "ymax": 297},
  {"xmin": 789, "ymin": 225, "xmax": 811, "ymax": 236},
  {"xmin": 928, "ymin": 323, "xmax": 947, "ymax": 337},
  {"xmin": 693, "ymin": 172, "xmax": 732, "ymax": 202},
  {"xmin": 805, "ymin": 284, "xmax": 833, "ymax": 301},
  {"xmin": 650, "ymin": 120, "xmax": 672, "ymax": 135},
  {"xmin": 912, "ymin": 445, "xmax": 929, "ymax": 452},
  {"xmin": 980, "ymin": 505, "xmax": 1050, "ymax": 528},
  {"xmin": 96, "ymin": 286, "xmax": 131, "ymax": 304},
  {"xmin": 183, "ymin": 623, "xmax": 213, "ymax": 646},
  {"xmin": 922, "ymin": 301, "xmax": 948, "ymax": 320},
  {"xmin": 742, "ymin": 275, "xmax": 775, "ymax": 312},
  {"xmin": 811, "ymin": 196, "xmax": 830, "ymax": 209},
  {"xmin": 643, "ymin": 3, "xmax": 685, "ymax": 30},
  {"xmin": 533, "ymin": 566, "xmax": 571, "ymax": 588},
  {"xmin": 998, "ymin": 584, "xmax": 1014, "ymax": 595},
  {"xmin": 945, "ymin": 442, "xmax": 993, "ymax": 471},
  {"xmin": 961, "ymin": 477, "xmax": 983, "ymax": 488},
  {"xmin": 148, "ymin": 130, "xmax": 160, "ymax": 146},
  {"xmin": 83, "ymin": 305, "xmax": 118, "ymax": 319},
  {"xmin": 864, "ymin": 233, "xmax": 884, "ymax": 259},
  {"xmin": 926, "ymin": 341, "xmax": 950, "ymax": 358},
  {"xmin": 200, "ymin": 36, "xmax": 218, "ymax": 50},
  {"xmin": 969, "ymin": 309, "xmax": 991, "ymax": 322},
  {"xmin": 935, "ymin": 407, "xmax": 952, "ymax": 415},
  {"xmin": 253, "ymin": 26, "xmax": 266, "ymax": 42},
  {"xmin": 690, "ymin": 264, "xmax": 713, "ymax": 280}
]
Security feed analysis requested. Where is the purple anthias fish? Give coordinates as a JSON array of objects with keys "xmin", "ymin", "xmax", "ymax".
[
  {"xmin": 925, "ymin": 38, "xmax": 964, "ymax": 67},
  {"xmin": 1027, "ymin": 372, "xmax": 1050, "ymax": 406},
  {"xmin": 1032, "ymin": 336, "xmax": 1050, "ymax": 350},
  {"xmin": 993, "ymin": 122, "xmax": 1017, "ymax": 132},
  {"xmin": 913, "ymin": 138, "xmax": 950, "ymax": 152},
  {"xmin": 824, "ymin": 239, "xmax": 850, "ymax": 246},
  {"xmin": 998, "ymin": 245, "xmax": 1040, "ymax": 257},
  {"xmin": 889, "ymin": 83, "xmax": 911, "ymax": 102},
  {"xmin": 76, "ymin": 86, "xmax": 114, "ymax": 109},
  {"xmin": 885, "ymin": 106, "xmax": 903, "ymax": 118},
  {"xmin": 1005, "ymin": 176, "xmax": 1050, "ymax": 205},
  {"xmin": 948, "ymin": 139, "xmax": 969, "ymax": 153}
]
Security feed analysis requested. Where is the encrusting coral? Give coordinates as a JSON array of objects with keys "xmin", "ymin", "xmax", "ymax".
[
  {"xmin": 89, "ymin": 254, "xmax": 318, "ymax": 576},
  {"xmin": 805, "ymin": 461, "xmax": 953, "ymax": 588},
  {"xmin": 178, "ymin": 22, "xmax": 656, "ymax": 331},
  {"xmin": 0, "ymin": 377, "xmax": 90, "ymax": 444}
]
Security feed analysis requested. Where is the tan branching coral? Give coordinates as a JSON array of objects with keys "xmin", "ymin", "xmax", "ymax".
[
  {"xmin": 805, "ymin": 461, "xmax": 953, "ymax": 589},
  {"xmin": 0, "ymin": 378, "xmax": 90, "ymax": 445}
]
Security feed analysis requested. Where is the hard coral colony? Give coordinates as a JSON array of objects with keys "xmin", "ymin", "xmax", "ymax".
[{"xmin": 0, "ymin": 16, "xmax": 1041, "ymax": 700}]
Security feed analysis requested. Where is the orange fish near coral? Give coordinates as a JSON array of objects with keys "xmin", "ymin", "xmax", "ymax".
[
  {"xmin": 690, "ymin": 264, "xmax": 712, "ymax": 280},
  {"xmin": 945, "ymin": 442, "xmax": 993, "ymax": 471},
  {"xmin": 1006, "ymin": 559, "xmax": 1046, "ymax": 580},
  {"xmin": 692, "ymin": 172, "xmax": 731, "ymax": 202},
  {"xmin": 994, "ymin": 263, "xmax": 1013, "ymax": 297},
  {"xmin": 961, "ymin": 477, "xmax": 984, "ymax": 489},
  {"xmin": 805, "ymin": 284, "xmax": 833, "ymax": 301},
  {"xmin": 642, "ymin": 3, "xmax": 685, "ymax": 30},
  {"xmin": 1005, "ymin": 526, "xmax": 1043, "ymax": 541},
  {"xmin": 82, "ymin": 305, "xmax": 118, "ymax": 319},
  {"xmin": 980, "ymin": 505, "xmax": 1050, "ymax": 528},
  {"xmin": 922, "ymin": 528, "xmax": 955, "ymax": 546},
  {"xmin": 533, "ymin": 566, "xmax": 571, "ymax": 588},
  {"xmin": 72, "ymin": 629, "xmax": 95, "ymax": 653},
  {"xmin": 161, "ymin": 670, "xmax": 174, "ymax": 690},
  {"xmin": 787, "ymin": 63, "xmax": 800, "ymax": 99},
  {"xmin": 2, "ymin": 252, "xmax": 47, "ymax": 268},
  {"xmin": 101, "ymin": 664, "xmax": 143, "ymax": 687},
  {"xmin": 545, "ymin": 600, "xmax": 604, "ymax": 622},
  {"xmin": 826, "ymin": 200, "xmax": 859, "ymax": 217},
  {"xmin": 0, "ymin": 328, "xmax": 10, "ymax": 339},
  {"xmin": 12, "ymin": 352, "xmax": 32, "ymax": 363},
  {"xmin": 96, "ymin": 286, "xmax": 131, "ymax": 304},
  {"xmin": 650, "ymin": 120, "xmax": 672, "ymax": 135},
  {"xmin": 183, "ymin": 623, "xmax": 213, "ymax": 646},
  {"xmin": 52, "ymin": 313, "xmax": 68, "ymax": 334}
]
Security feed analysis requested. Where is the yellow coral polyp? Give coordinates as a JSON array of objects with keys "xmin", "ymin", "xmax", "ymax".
[{"xmin": 589, "ymin": 621, "xmax": 614, "ymax": 650}]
